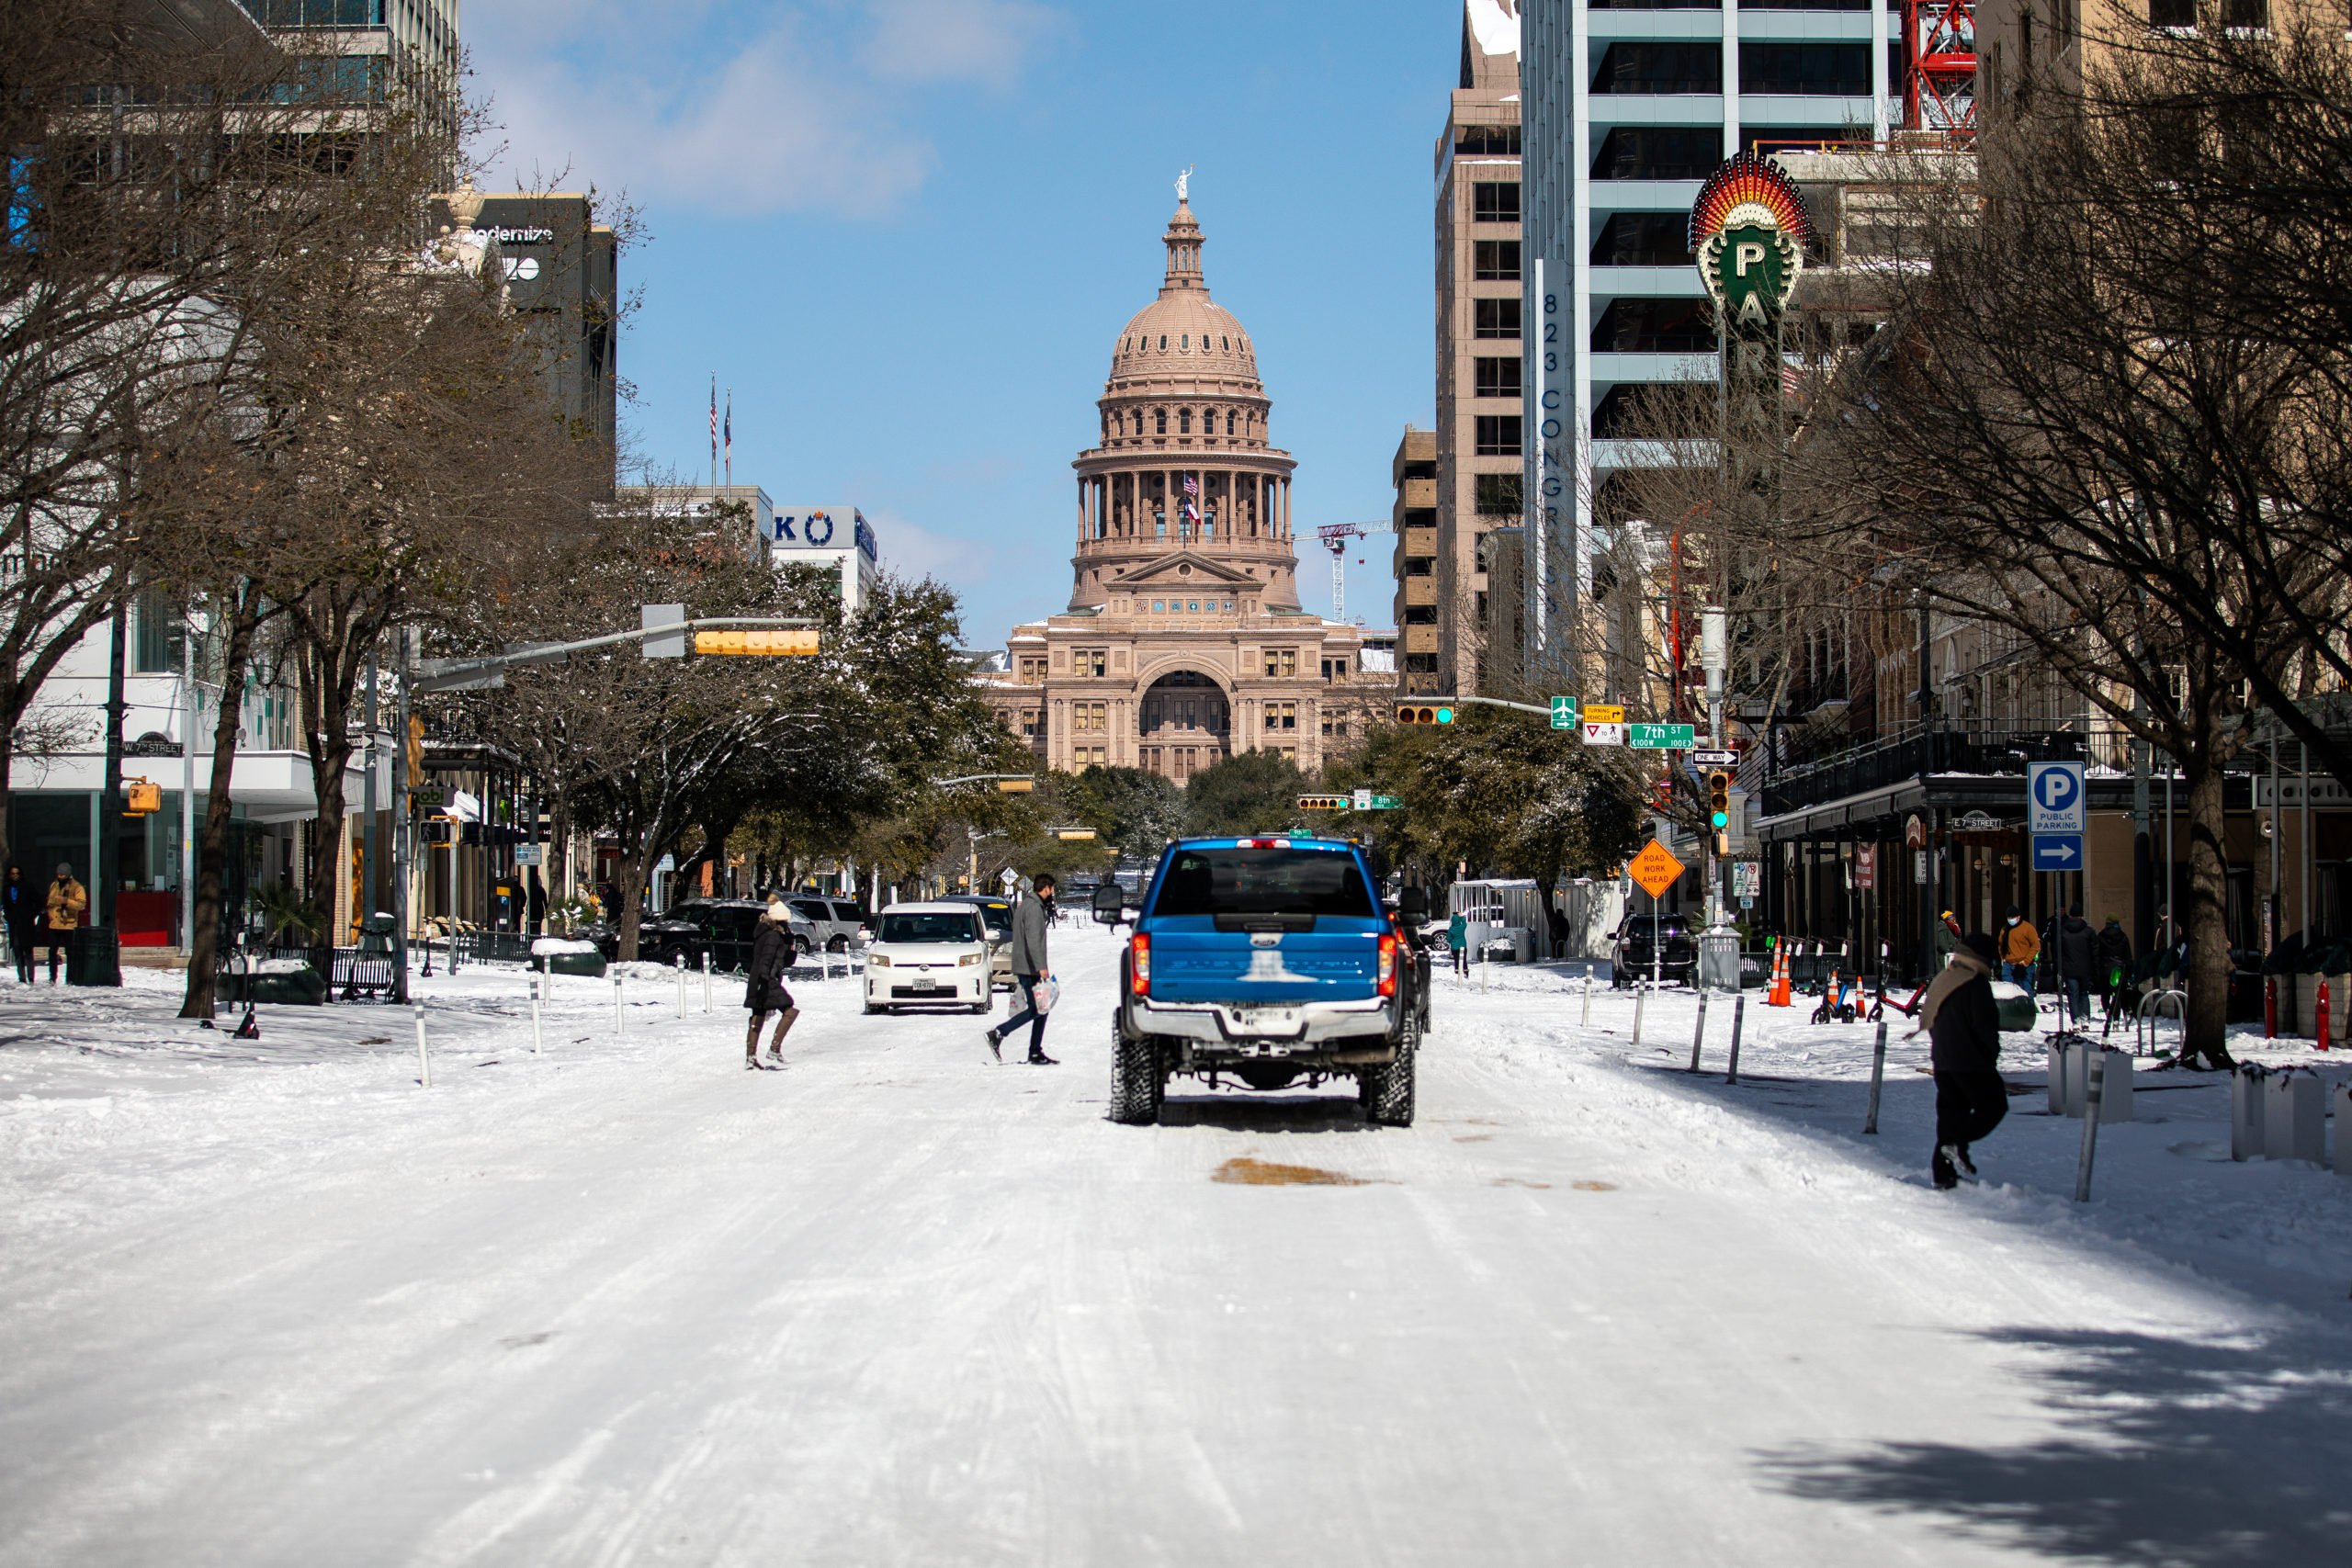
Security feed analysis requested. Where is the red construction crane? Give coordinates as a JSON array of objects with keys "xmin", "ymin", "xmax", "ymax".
[{"xmin": 1904, "ymin": 0, "xmax": 1977, "ymax": 141}]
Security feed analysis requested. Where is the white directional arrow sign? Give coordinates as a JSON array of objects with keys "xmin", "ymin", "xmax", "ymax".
[{"xmin": 2031, "ymin": 834, "xmax": 2083, "ymax": 871}]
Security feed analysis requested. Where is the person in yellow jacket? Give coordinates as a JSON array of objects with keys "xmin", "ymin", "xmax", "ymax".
[
  {"xmin": 1998, "ymin": 903, "xmax": 2041, "ymax": 1002},
  {"xmin": 41, "ymin": 863, "xmax": 86, "ymax": 984}
]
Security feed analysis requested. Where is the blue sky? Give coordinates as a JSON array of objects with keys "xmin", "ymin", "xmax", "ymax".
[{"xmin": 470, "ymin": 0, "xmax": 1469, "ymax": 646}]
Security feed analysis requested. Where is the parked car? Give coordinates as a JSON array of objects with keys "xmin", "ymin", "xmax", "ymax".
[
  {"xmin": 940, "ymin": 894, "xmax": 1018, "ymax": 990},
  {"xmin": 786, "ymin": 896, "xmax": 865, "ymax": 952},
  {"xmin": 1611, "ymin": 913, "xmax": 1695, "ymax": 987},
  {"xmin": 1104, "ymin": 833, "xmax": 1419, "ymax": 1126},
  {"xmin": 863, "ymin": 902, "xmax": 993, "ymax": 1014},
  {"xmin": 606, "ymin": 898, "xmax": 818, "ymax": 972}
]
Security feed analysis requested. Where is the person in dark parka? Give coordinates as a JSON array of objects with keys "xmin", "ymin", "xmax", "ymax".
[
  {"xmin": 3, "ymin": 865, "xmax": 31, "ymax": 983},
  {"xmin": 2052, "ymin": 901, "xmax": 2098, "ymax": 1028},
  {"xmin": 1916, "ymin": 930, "xmax": 2007, "ymax": 1190},
  {"xmin": 743, "ymin": 901, "xmax": 799, "ymax": 1069}
]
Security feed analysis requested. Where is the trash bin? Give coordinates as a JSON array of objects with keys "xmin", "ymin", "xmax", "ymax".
[
  {"xmin": 66, "ymin": 926, "xmax": 120, "ymax": 988},
  {"xmin": 1697, "ymin": 924, "xmax": 1741, "ymax": 991}
]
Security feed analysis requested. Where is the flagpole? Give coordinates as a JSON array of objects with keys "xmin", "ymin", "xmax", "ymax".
[
  {"xmin": 724, "ymin": 389, "xmax": 732, "ymax": 488},
  {"xmin": 709, "ymin": 374, "xmax": 718, "ymax": 489}
]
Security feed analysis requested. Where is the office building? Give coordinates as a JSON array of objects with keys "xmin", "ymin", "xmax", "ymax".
[
  {"xmin": 1519, "ymin": 0, "xmax": 1895, "ymax": 684},
  {"xmin": 1389, "ymin": 427, "xmax": 1437, "ymax": 694},
  {"xmin": 1418, "ymin": 0, "xmax": 1524, "ymax": 697}
]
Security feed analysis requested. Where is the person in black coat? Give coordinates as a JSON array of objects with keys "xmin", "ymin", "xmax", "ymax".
[
  {"xmin": 743, "ymin": 901, "xmax": 799, "ymax": 1070},
  {"xmin": 2052, "ymin": 902, "xmax": 2098, "ymax": 1028},
  {"xmin": 2, "ymin": 864, "xmax": 30, "ymax": 983},
  {"xmin": 2096, "ymin": 916, "xmax": 2133, "ymax": 1019},
  {"xmin": 1917, "ymin": 930, "xmax": 2007, "ymax": 1190}
]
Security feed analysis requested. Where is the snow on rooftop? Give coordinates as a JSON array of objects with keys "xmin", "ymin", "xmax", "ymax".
[{"xmin": 1467, "ymin": 0, "xmax": 1520, "ymax": 58}]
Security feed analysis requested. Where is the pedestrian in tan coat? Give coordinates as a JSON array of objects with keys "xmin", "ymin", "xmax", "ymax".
[{"xmin": 41, "ymin": 863, "xmax": 86, "ymax": 984}]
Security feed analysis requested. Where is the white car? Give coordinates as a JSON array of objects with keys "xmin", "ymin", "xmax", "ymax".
[{"xmin": 863, "ymin": 902, "xmax": 993, "ymax": 1015}]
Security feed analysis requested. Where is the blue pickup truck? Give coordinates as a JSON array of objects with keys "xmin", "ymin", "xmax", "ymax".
[{"xmin": 1095, "ymin": 834, "xmax": 1419, "ymax": 1126}]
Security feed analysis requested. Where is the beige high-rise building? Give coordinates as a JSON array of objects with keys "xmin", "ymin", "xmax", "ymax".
[
  {"xmin": 988, "ymin": 197, "xmax": 1385, "ymax": 779},
  {"xmin": 1410, "ymin": 0, "xmax": 1522, "ymax": 697},
  {"xmin": 1388, "ymin": 428, "xmax": 1437, "ymax": 694}
]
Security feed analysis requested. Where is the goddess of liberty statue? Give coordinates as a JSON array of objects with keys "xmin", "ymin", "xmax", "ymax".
[{"xmin": 1176, "ymin": 165, "xmax": 1193, "ymax": 202}]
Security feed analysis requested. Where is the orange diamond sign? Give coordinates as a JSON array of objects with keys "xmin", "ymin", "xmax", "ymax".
[{"xmin": 1627, "ymin": 840, "xmax": 1686, "ymax": 900}]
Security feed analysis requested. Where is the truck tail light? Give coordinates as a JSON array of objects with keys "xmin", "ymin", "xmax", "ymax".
[
  {"xmin": 1377, "ymin": 932, "xmax": 1398, "ymax": 997},
  {"xmin": 1129, "ymin": 932, "xmax": 1151, "ymax": 996}
]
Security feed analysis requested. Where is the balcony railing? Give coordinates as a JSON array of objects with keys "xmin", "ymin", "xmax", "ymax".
[{"xmin": 1760, "ymin": 720, "xmax": 2145, "ymax": 818}]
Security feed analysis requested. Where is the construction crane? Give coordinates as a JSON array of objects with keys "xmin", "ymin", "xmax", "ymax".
[
  {"xmin": 1903, "ymin": 0, "xmax": 1976, "ymax": 140},
  {"xmin": 1314, "ymin": 521, "xmax": 1392, "ymax": 624}
]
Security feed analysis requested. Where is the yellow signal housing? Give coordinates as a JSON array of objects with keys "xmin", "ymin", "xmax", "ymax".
[
  {"xmin": 1055, "ymin": 828, "xmax": 1097, "ymax": 840},
  {"xmin": 694, "ymin": 627, "xmax": 820, "ymax": 656},
  {"xmin": 1395, "ymin": 704, "xmax": 1456, "ymax": 726},
  {"xmin": 1297, "ymin": 795, "xmax": 1351, "ymax": 810},
  {"xmin": 124, "ymin": 781, "xmax": 162, "ymax": 814},
  {"xmin": 996, "ymin": 779, "xmax": 1035, "ymax": 794}
]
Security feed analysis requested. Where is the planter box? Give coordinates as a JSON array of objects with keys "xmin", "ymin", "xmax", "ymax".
[{"xmin": 219, "ymin": 964, "xmax": 327, "ymax": 1007}]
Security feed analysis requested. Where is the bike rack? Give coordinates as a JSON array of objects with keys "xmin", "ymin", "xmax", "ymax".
[{"xmin": 2135, "ymin": 988, "xmax": 2188, "ymax": 1057}]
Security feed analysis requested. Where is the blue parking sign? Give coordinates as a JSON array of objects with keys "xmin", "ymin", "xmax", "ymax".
[{"xmin": 2031, "ymin": 833, "xmax": 2083, "ymax": 872}]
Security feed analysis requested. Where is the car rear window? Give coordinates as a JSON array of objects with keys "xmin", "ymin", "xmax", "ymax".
[
  {"xmin": 879, "ymin": 912, "xmax": 984, "ymax": 943},
  {"xmin": 789, "ymin": 900, "xmax": 830, "ymax": 921},
  {"xmin": 1152, "ymin": 847, "xmax": 1377, "ymax": 919}
]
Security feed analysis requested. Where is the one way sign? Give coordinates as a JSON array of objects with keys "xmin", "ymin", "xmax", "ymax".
[{"xmin": 2031, "ymin": 833, "xmax": 2083, "ymax": 871}]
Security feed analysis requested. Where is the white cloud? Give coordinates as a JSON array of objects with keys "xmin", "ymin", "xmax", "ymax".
[
  {"xmin": 863, "ymin": 509, "xmax": 998, "ymax": 585},
  {"xmin": 468, "ymin": 1, "xmax": 1057, "ymax": 218},
  {"xmin": 863, "ymin": 0, "xmax": 1061, "ymax": 88}
]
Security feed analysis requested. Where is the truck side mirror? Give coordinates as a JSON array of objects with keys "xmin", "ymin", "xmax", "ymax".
[
  {"xmin": 1398, "ymin": 886, "xmax": 1429, "ymax": 920},
  {"xmin": 1091, "ymin": 884, "xmax": 1127, "ymax": 925}
]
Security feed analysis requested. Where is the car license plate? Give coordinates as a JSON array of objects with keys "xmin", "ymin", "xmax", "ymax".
[
  {"xmin": 1228, "ymin": 1006, "xmax": 1301, "ymax": 1034},
  {"xmin": 911, "ymin": 976, "xmax": 935, "ymax": 991}
]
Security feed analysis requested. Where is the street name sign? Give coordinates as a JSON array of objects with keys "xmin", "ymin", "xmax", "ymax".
[
  {"xmin": 2031, "ymin": 833, "xmax": 2084, "ymax": 872},
  {"xmin": 2028, "ymin": 761, "xmax": 2086, "ymax": 834},
  {"xmin": 1630, "ymin": 724, "xmax": 1697, "ymax": 750},
  {"xmin": 1628, "ymin": 840, "xmax": 1686, "ymax": 899},
  {"xmin": 1358, "ymin": 793, "xmax": 1401, "ymax": 810},
  {"xmin": 1583, "ymin": 722, "xmax": 1626, "ymax": 747},
  {"xmin": 514, "ymin": 844, "xmax": 543, "ymax": 866}
]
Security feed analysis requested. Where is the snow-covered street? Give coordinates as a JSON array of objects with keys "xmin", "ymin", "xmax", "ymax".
[{"xmin": 3, "ymin": 926, "xmax": 2347, "ymax": 1566}]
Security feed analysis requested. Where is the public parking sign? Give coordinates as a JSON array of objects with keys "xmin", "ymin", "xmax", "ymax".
[{"xmin": 2028, "ymin": 761, "xmax": 2086, "ymax": 834}]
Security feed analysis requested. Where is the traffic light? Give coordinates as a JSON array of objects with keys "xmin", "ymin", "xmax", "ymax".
[
  {"xmin": 1297, "ymin": 795, "xmax": 1351, "ymax": 810},
  {"xmin": 420, "ymin": 816, "xmax": 455, "ymax": 845},
  {"xmin": 1053, "ymin": 827, "xmax": 1097, "ymax": 840},
  {"xmin": 123, "ymin": 780, "xmax": 161, "ymax": 815},
  {"xmin": 1396, "ymin": 704, "xmax": 1455, "ymax": 725},
  {"xmin": 693, "ymin": 628, "xmax": 820, "ymax": 656},
  {"xmin": 1706, "ymin": 771, "xmax": 1732, "ymax": 855},
  {"xmin": 996, "ymin": 778, "xmax": 1034, "ymax": 794}
]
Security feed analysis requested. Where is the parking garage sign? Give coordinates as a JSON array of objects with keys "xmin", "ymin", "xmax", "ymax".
[{"xmin": 2027, "ymin": 761, "xmax": 2085, "ymax": 834}]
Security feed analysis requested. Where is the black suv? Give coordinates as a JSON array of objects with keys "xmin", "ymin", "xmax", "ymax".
[
  {"xmin": 608, "ymin": 898, "xmax": 815, "ymax": 971},
  {"xmin": 1611, "ymin": 913, "xmax": 1695, "ymax": 987}
]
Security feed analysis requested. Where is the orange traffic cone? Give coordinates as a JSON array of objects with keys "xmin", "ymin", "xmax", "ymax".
[{"xmin": 1767, "ymin": 943, "xmax": 1792, "ymax": 1007}]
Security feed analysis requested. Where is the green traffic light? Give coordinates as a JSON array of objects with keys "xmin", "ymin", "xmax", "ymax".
[
  {"xmin": 1436, "ymin": 706, "xmax": 1453, "ymax": 724},
  {"xmin": 1711, "ymin": 810, "xmax": 1730, "ymax": 829}
]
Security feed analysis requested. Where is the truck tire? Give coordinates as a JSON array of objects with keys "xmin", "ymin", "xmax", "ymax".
[
  {"xmin": 1360, "ymin": 1012, "xmax": 1419, "ymax": 1127},
  {"xmin": 1110, "ymin": 1024, "xmax": 1160, "ymax": 1125}
]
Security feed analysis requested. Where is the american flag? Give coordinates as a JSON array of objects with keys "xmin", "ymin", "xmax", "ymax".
[
  {"xmin": 723, "ymin": 389, "xmax": 732, "ymax": 484},
  {"xmin": 709, "ymin": 377, "xmax": 718, "ymax": 480},
  {"xmin": 1182, "ymin": 474, "xmax": 1199, "ymax": 496}
]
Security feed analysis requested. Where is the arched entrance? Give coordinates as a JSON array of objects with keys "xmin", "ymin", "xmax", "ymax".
[{"xmin": 1137, "ymin": 671, "xmax": 1228, "ymax": 781}]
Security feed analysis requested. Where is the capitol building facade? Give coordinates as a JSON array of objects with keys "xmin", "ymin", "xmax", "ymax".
[{"xmin": 987, "ymin": 196, "xmax": 1385, "ymax": 780}]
